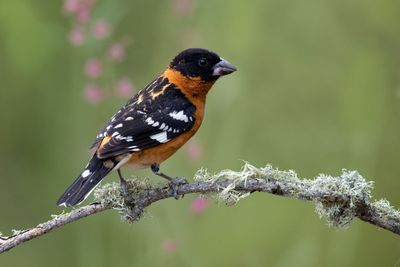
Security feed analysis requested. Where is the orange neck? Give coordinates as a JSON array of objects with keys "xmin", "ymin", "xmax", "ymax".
[{"xmin": 163, "ymin": 67, "xmax": 216, "ymax": 100}]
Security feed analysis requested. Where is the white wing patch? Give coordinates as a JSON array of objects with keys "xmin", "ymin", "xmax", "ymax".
[
  {"xmin": 150, "ymin": 131, "xmax": 169, "ymax": 143},
  {"xmin": 115, "ymin": 135, "xmax": 134, "ymax": 142},
  {"xmin": 145, "ymin": 117, "xmax": 155, "ymax": 125},
  {"xmin": 81, "ymin": 169, "xmax": 92, "ymax": 178},
  {"xmin": 169, "ymin": 110, "xmax": 189, "ymax": 122},
  {"xmin": 128, "ymin": 145, "xmax": 140, "ymax": 151}
]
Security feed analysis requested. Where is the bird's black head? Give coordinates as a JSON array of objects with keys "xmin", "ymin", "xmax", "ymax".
[{"xmin": 170, "ymin": 48, "xmax": 237, "ymax": 82}]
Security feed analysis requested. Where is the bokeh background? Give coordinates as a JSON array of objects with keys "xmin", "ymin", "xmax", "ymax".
[{"xmin": 1, "ymin": 0, "xmax": 400, "ymax": 266}]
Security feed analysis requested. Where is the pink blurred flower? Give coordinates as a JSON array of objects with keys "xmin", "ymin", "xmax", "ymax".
[
  {"xmin": 184, "ymin": 140, "xmax": 203, "ymax": 160},
  {"xmin": 173, "ymin": 0, "xmax": 194, "ymax": 16},
  {"xmin": 63, "ymin": 0, "xmax": 80, "ymax": 14},
  {"xmin": 63, "ymin": 0, "xmax": 95, "ymax": 22},
  {"xmin": 190, "ymin": 197, "xmax": 209, "ymax": 214},
  {"xmin": 108, "ymin": 43, "xmax": 125, "ymax": 62},
  {"xmin": 115, "ymin": 78, "xmax": 134, "ymax": 97},
  {"xmin": 162, "ymin": 239, "xmax": 177, "ymax": 254},
  {"xmin": 68, "ymin": 26, "xmax": 85, "ymax": 46},
  {"xmin": 92, "ymin": 19, "xmax": 111, "ymax": 39},
  {"xmin": 84, "ymin": 84, "xmax": 104, "ymax": 104},
  {"xmin": 84, "ymin": 58, "xmax": 103, "ymax": 78},
  {"xmin": 76, "ymin": 8, "xmax": 91, "ymax": 23}
]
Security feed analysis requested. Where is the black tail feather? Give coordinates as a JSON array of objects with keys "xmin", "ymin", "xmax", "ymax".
[{"xmin": 57, "ymin": 156, "xmax": 114, "ymax": 207}]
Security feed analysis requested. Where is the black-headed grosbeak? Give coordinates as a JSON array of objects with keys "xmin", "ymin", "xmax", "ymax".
[{"xmin": 57, "ymin": 48, "xmax": 237, "ymax": 207}]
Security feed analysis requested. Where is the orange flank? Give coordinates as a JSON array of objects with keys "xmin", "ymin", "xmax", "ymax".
[{"xmin": 126, "ymin": 125, "xmax": 201, "ymax": 168}]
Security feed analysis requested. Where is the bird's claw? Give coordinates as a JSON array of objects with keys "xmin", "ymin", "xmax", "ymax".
[{"xmin": 169, "ymin": 177, "xmax": 188, "ymax": 199}]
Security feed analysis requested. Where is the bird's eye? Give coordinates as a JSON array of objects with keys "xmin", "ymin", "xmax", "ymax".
[{"xmin": 198, "ymin": 58, "xmax": 208, "ymax": 67}]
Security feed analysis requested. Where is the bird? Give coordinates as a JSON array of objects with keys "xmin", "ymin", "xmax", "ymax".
[{"xmin": 57, "ymin": 48, "xmax": 237, "ymax": 207}]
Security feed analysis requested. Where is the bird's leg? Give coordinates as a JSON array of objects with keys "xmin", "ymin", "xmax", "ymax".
[
  {"xmin": 117, "ymin": 169, "xmax": 129, "ymax": 199},
  {"xmin": 150, "ymin": 163, "xmax": 187, "ymax": 199}
]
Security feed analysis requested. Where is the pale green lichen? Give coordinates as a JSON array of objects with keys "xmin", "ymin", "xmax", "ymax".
[
  {"xmin": 11, "ymin": 229, "xmax": 23, "ymax": 235},
  {"xmin": 312, "ymin": 170, "xmax": 373, "ymax": 204},
  {"xmin": 195, "ymin": 162, "xmax": 303, "ymax": 205},
  {"xmin": 50, "ymin": 210, "xmax": 66, "ymax": 220},
  {"xmin": 312, "ymin": 170, "xmax": 374, "ymax": 228},
  {"xmin": 195, "ymin": 163, "xmax": 376, "ymax": 228},
  {"xmin": 314, "ymin": 202, "xmax": 354, "ymax": 228},
  {"xmin": 371, "ymin": 199, "xmax": 400, "ymax": 223},
  {"xmin": 260, "ymin": 164, "xmax": 299, "ymax": 181},
  {"xmin": 194, "ymin": 163, "xmax": 298, "ymax": 205},
  {"xmin": 93, "ymin": 177, "xmax": 151, "ymax": 222},
  {"xmin": 195, "ymin": 162, "xmax": 262, "ymax": 183},
  {"xmin": 194, "ymin": 162, "xmax": 263, "ymax": 205}
]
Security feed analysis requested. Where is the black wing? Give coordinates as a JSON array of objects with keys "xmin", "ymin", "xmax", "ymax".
[
  {"xmin": 90, "ymin": 76, "xmax": 170, "ymax": 150},
  {"xmin": 94, "ymin": 81, "xmax": 196, "ymax": 159}
]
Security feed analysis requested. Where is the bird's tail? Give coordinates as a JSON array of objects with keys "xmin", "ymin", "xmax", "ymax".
[{"xmin": 56, "ymin": 156, "xmax": 114, "ymax": 207}]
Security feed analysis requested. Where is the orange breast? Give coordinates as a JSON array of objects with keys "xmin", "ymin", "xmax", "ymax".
[{"xmin": 126, "ymin": 102, "xmax": 205, "ymax": 168}]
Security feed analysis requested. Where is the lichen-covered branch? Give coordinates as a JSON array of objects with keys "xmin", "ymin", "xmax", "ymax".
[{"xmin": 1, "ymin": 163, "xmax": 399, "ymax": 254}]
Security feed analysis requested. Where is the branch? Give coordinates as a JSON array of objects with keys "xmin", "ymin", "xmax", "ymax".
[{"xmin": 1, "ymin": 163, "xmax": 399, "ymax": 254}]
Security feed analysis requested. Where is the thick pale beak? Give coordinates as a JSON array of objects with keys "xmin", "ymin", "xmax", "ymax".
[{"xmin": 212, "ymin": 58, "xmax": 237, "ymax": 76}]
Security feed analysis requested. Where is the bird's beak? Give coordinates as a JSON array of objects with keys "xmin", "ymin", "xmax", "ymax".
[{"xmin": 212, "ymin": 58, "xmax": 237, "ymax": 76}]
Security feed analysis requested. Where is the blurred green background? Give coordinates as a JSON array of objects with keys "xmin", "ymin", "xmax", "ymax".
[{"xmin": 1, "ymin": 0, "xmax": 400, "ymax": 266}]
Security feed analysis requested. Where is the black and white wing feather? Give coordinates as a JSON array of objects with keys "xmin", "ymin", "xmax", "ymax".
[{"xmin": 92, "ymin": 81, "xmax": 196, "ymax": 158}]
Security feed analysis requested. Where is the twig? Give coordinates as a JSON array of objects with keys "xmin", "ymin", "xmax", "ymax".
[
  {"xmin": 1, "ymin": 163, "xmax": 399, "ymax": 254},
  {"xmin": 0, "ymin": 204, "xmax": 107, "ymax": 254}
]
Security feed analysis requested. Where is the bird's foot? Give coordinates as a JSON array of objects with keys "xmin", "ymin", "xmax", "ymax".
[
  {"xmin": 168, "ymin": 177, "xmax": 188, "ymax": 200},
  {"xmin": 151, "ymin": 163, "xmax": 187, "ymax": 199}
]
